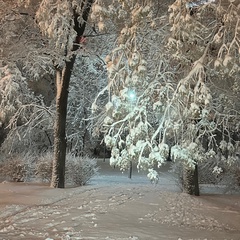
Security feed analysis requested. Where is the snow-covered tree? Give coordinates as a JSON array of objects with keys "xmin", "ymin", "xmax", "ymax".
[
  {"xmin": 35, "ymin": 0, "xmax": 94, "ymax": 188},
  {"xmin": 1, "ymin": 0, "xmax": 105, "ymax": 186},
  {"xmin": 0, "ymin": 0, "xmax": 55, "ymax": 154},
  {"xmin": 166, "ymin": 0, "xmax": 240, "ymax": 194},
  {"xmin": 0, "ymin": 64, "xmax": 53, "ymax": 153},
  {"xmin": 93, "ymin": 0, "xmax": 240, "ymax": 194},
  {"xmin": 67, "ymin": 53, "xmax": 107, "ymax": 156},
  {"xmin": 92, "ymin": 0, "xmax": 175, "ymax": 182}
]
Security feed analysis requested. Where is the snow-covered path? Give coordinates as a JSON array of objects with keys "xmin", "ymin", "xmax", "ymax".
[{"xmin": 0, "ymin": 160, "xmax": 240, "ymax": 240}]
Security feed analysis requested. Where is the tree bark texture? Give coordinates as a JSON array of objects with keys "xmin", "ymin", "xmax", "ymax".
[
  {"xmin": 50, "ymin": 0, "xmax": 93, "ymax": 188},
  {"xmin": 51, "ymin": 58, "xmax": 76, "ymax": 188},
  {"xmin": 182, "ymin": 164, "xmax": 200, "ymax": 196}
]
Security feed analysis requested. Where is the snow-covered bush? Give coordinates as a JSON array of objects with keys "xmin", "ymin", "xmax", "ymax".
[
  {"xmin": 65, "ymin": 154, "xmax": 99, "ymax": 186},
  {"xmin": 35, "ymin": 152, "xmax": 53, "ymax": 182},
  {"xmin": 0, "ymin": 158, "xmax": 26, "ymax": 182},
  {"xmin": 0, "ymin": 154, "xmax": 35, "ymax": 182},
  {"xmin": 0, "ymin": 151, "xmax": 98, "ymax": 186},
  {"xmin": 35, "ymin": 152, "xmax": 99, "ymax": 186}
]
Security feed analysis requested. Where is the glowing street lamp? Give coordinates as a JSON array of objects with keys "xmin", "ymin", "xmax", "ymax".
[{"xmin": 127, "ymin": 89, "xmax": 137, "ymax": 103}]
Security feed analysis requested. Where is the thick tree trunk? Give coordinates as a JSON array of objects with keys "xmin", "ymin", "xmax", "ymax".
[
  {"xmin": 128, "ymin": 161, "xmax": 133, "ymax": 179},
  {"xmin": 182, "ymin": 164, "xmax": 200, "ymax": 196},
  {"xmin": 51, "ymin": 58, "xmax": 76, "ymax": 188},
  {"xmin": 50, "ymin": 0, "xmax": 93, "ymax": 188}
]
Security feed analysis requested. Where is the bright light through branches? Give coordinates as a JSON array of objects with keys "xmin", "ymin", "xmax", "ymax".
[{"xmin": 127, "ymin": 89, "xmax": 136, "ymax": 102}]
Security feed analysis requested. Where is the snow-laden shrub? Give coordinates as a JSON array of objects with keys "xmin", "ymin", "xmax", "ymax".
[
  {"xmin": 35, "ymin": 152, "xmax": 99, "ymax": 186},
  {"xmin": 0, "ymin": 158, "xmax": 26, "ymax": 182},
  {"xmin": 65, "ymin": 154, "xmax": 99, "ymax": 186},
  {"xmin": 0, "ymin": 154, "xmax": 34, "ymax": 182},
  {"xmin": 0, "ymin": 152, "xmax": 99, "ymax": 186},
  {"xmin": 35, "ymin": 152, "xmax": 53, "ymax": 182}
]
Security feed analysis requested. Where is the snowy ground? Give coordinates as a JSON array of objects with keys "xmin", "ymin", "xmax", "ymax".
[{"xmin": 0, "ymin": 160, "xmax": 240, "ymax": 240}]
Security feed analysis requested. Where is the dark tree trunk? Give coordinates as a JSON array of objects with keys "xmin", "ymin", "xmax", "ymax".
[
  {"xmin": 50, "ymin": 0, "xmax": 93, "ymax": 188},
  {"xmin": 183, "ymin": 164, "xmax": 200, "ymax": 196},
  {"xmin": 128, "ymin": 161, "xmax": 133, "ymax": 179},
  {"xmin": 193, "ymin": 164, "xmax": 200, "ymax": 196},
  {"xmin": 51, "ymin": 58, "xmax": 76, "ymax": 188}
]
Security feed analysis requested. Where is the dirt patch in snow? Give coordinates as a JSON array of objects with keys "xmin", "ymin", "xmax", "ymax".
[{"xmin": 0, "ymin": 160, "xmax": 239, "ymax": 240}]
